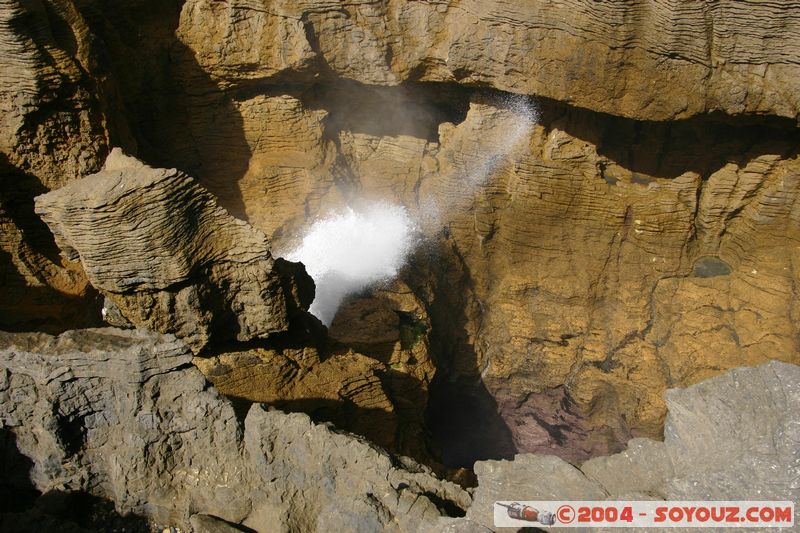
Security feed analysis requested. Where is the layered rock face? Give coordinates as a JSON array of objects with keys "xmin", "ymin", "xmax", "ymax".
[
  {"xmin": 418, "ymin": 98, "xmax": 800, "ymax": 460},
  {"xmin": 178, "ymin": 0, "xmax": 800, "ymax": 121},
  {"xmin": 2, "ymin": 0, "xmax": 800, "ymax": 495},
  {"xmin": 0, "ymin": 328, "xmax": 470, "ymax": 532},
  {"xmin": 0, "ymin": 0, "xmax": 111, "ymax": 330},
  {"xmin": 34, "ymin": 149, "xmax": 314, "ymax": 353},
  {"xmin": 150, "ymin": 0, "xmax": 800, "ymax": 462},
  {"xmin": 195, "ymin": 343, "xmax": 423, "ymax": 460},
  {"xmin": 2, "ymin": 330, "xmax": 795, "ymax": 531}
]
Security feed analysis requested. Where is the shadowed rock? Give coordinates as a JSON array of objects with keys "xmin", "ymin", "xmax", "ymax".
[
  {"xmin": 445, "ymin": 361, "xmax": 800, "ymax": 531},
  {"xmin": 0, "ymin": 328, "xmax": 470, "ymax": 531}
]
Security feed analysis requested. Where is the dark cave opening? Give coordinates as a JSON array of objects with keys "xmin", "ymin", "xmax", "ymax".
[{"xmin": 425, "ymin": 372, "xmax": 517, "ymax": 469}]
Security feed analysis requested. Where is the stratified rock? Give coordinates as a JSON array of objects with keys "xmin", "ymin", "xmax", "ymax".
[
  {"xmin": 0, "ymin": 0, "xmax": 119, "ymax": 329},
  {"xmin": 4, "ymin": 0, "xmax": 800, "ymax": 473},
  {"xmin": 444, "ymin": 361, "xmax": 800, "ymax": 531},
  {"xmin": 194, "ymin": 278, "xmax": 438, "ymax": 465},
  {"xmin": 194, "ymin": 345, "xmax": 402, "ymax": 454},
  {"xmin": 0, "ymin": 0, "xmax": 113, "ymax": 188},
  {"xmin": 328, "ymin": 279, "xmax": 437, "ymax": 462},
  {"xmin": 194, "ymin": 312, "xmax": 435, "ymax": 466},
  {"xmin": 177, "ymin": 0, "xmax": 800, "ymax": 121},
  {"xmin": 34, "ymin": 149, "xmax": 314, "ymax": 353},
  {"xmin": 112, "ymin": 59, "xmax": 797, "ymax": 461},
  {"xmin": 411, "ymin": 96, "xmax": 800, "ymax": 462},
  {"xmin": 0, "ymin": 328, "xmax": 470, "ymax": 532}
]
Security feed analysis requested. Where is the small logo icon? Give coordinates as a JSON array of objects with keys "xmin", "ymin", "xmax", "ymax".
[
  {"xmin": 496, "ymin": 502, "xmax": 556, "ymax": 525},
  {"xmin": 557, "ymin": 504, "xmax": 576, "ymax": 524}
]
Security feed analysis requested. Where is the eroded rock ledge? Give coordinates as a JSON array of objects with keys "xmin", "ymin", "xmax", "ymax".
[
  {"xmin": 1, "ymin": 328, "xmax": 797, "ymax": 532},
  {"xmin": 179, "ymin": 0, "xmax": 800, "ymax": 121},
  {"xmin": 0, "ymin": 328, "xmax": 470, "ymax": 532},
  {"xmin": 33, "ymin": 149, "xmax": 314, "ymax": 354}
]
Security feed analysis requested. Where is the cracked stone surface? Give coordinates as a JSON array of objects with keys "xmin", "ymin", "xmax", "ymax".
[{"xmin": 0, "ymin": 328, "xmax": 471, "ymax": 532}]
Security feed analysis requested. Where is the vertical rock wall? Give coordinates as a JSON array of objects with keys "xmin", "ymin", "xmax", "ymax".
[{"xmin": 2, "ymin": 0, "xmax": 799, "ymax": 466}]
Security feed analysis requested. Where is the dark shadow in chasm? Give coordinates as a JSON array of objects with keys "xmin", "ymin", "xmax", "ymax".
[
  {"xmin": 302, "ymin": 79, "xmax": 471, "ymax": 143},
  {"xmin": 0, "ymin": 428, "xmax": 150, "ymax": 533},
  {"xmin": 0, "ymin": 154, "xmax": 103, "ymax": 332},
  {"xmin": 75, "ymin": 0, "xmax": 252, "ymax": 221},
  {"xmin": 416, "ymin": 238, "xmax": 518, "ymax": 469},
  {"xmin": 426, "ymin": 373, "xmax": 518, "ymax": 469},
  {"xmin": 534, "ymin": 96, "xmax": 800, "ymax": 181}
]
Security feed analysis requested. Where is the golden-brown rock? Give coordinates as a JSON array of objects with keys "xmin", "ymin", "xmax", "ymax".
[
  {"xmin": 177, "ymin": 0, "xmax": 800, "ymax": 121},
  {"xmin": 194, "ymin": 346, "xmax": 401, "ymax": 453},
  {"xmin": 195, "ymin": 281, "xmax": 438, "ymax": 463},
  {"xmin": 0, "ymin": 0, "xmax": 122, "ymax": 329},
  {"xmin": 3, "ymin": 0, "xmax": 800, "ymax": 469},
  {"xmin": 414, "ymin": 98, "xmax": 800, "ymax": 459},
  {"xmin": 34, "ymin": 149, "xmax": 314, "ymax": 353}
]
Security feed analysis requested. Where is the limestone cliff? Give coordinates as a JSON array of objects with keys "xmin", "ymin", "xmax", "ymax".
[
  {"xmin": 1, "ymin": 0, "xmax": 799, "ymax": 512},
  {"xmin": 178, "ymin": 0, "xmax": 800, "ymax": 121},
  {"xmin": 419, "ymin": 97, "xmax": 800, "ymax": 460}
]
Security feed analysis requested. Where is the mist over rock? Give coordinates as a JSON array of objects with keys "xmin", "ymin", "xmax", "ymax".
[
  {"xmin": 34, "ymin": 149, "xmax": 314, "ymax": 353},
  {"xmin": 284, "ymin": 202, "xmax": 417, "ymax": 325},
  {"xmin": 1, "ymin": 1, "xmax": 799, "ymax": 531}
]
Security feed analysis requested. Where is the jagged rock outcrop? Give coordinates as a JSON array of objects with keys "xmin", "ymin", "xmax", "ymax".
[
  {"xmin": 0, "ymin": 0, "xmax": 116, "ymax": 187},
  {"xmin": 34, "ymin": 150, "xmax": 314, "ymax": 353},
  {"xmin": 2, "ymin": 0, "xmax": 800, "ymax": 477},
  {"xmin": 194, "ymin": 345, "xmax": 404, "ymax": 452},
  {"xmin": 178, "ymin": 0, "xmax": 800, "ymax": 121},
  {"xmin": 0, "ymin": 328, "xmax": 471, "ymax": 532},
  {"xmin": 194, "ymin": 278, "xmax": 438, "ymax": 464},
  {"xmin": 444, "ymin": 361, "xmax": 800, "ymax": 531},
  {"xmin": 3, "ymin": 330, "xmax": 795, "ymax": 532}
]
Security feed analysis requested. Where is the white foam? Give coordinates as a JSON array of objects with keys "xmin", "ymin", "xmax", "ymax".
[
  {"xmin": 285, "ymin": 96, "xmax": 538, "ymax": 326},
  {"xmin": 285, "ymin": 202, "xmax": 417, "ymax": 326}
]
